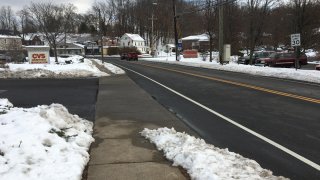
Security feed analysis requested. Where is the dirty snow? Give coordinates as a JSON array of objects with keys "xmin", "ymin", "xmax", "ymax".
[
  {"xmin": 0, "ymin": 99, "xmax": 94, "ymax": 180},
  {"xmin": 91, "ymin": 59, "xmax": 125, "ymax": 74},
  {"xmin": 0, "ymin": 55, "xmax": 125, "ymax": 78},
  {"xmin": 141, "ymin": 127, "xmax": 288, "ymax": 180}
]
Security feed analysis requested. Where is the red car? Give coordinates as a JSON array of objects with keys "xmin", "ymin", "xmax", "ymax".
[
  {"xmin": 262, "ymin": 52, "xmax": 308, "ymax": 68},
  {"xmin": 120, "ymin": 52, "xmax": 138, "ymax": 61},
  {"xmin": 316, "ymin": 64, "xmax": 320, "ymax": 70}
]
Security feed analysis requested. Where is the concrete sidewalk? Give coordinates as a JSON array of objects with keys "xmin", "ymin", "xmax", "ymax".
[{"xmin": 86, "ymin": 75, "xmax": 196, "ymax": 180}]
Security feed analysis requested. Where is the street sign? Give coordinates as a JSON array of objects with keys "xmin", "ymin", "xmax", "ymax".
[
  {"xmin": 291, "ymin": 33, "xmax": 301, "ymax": 47},
  {"xmin": 178, "ymin": 39, "xmax": 182, "ymax": 43},
  {"xmin": 177, "ymin": 43, "xmax": 182, "ymax": 50}
]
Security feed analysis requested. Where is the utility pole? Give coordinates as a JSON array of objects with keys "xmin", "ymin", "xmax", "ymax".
[
  {"xmin": 98, "ymin": 9, "xmax": 104, "ymax": 61},
  {"xmin": 150, "ymin": 2, "xmax": 157, "ymax": 57},
  {"xmin": 218, "ymin": 0, "xmax": 224, "ymax": 64},
  {"xmin": 172, "ymin": 0, "xmax": 179, "ymax": 61}
]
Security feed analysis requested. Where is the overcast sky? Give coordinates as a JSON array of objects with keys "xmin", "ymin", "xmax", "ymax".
[{"xmin": 1, "ymin": 0, "xmax": 95, "ymax": 14}]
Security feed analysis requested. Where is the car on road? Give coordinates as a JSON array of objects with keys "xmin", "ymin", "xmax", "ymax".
[
  {"xmin": 120, "ymin": 52, "xmax": 138, "ymax": 61},
  {"xmin": 316, "ymin": 64, "xmax": 320, "ymax": 70},
  {"xmin": 238, "ymin": 51, "xmax": 274, "ymax": 65},
  {"xmin": 260, "ymin": 52, "xmax": 308, "ymax": 68}
]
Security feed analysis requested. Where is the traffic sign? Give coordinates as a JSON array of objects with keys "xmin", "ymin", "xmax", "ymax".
[{"xmin": 291, "ymin": 33, "xmax": 301, "ymax": 47}]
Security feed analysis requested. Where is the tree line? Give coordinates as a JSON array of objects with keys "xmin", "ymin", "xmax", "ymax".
[{"xmin": 1, "ymin": 0, "xmax": 320, "ymax": 61}]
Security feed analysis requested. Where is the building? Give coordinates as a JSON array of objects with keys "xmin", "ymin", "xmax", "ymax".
[
  {"xmin": 22, "ymin": 34, "xmax": 44, "ymax": 46},
  {"xmin": 56, "ymin": 43, "xmax": 85, "ymax": 55},
  {"xmin": 164, "ymin": 44, "xmax": 175, "ymax": 54},
  {"xmin": 83, "ymin": 41, "xmax": 100, "ymax": 55},
  {"xmin": 0, "ymin": 35, "xmax": 24, "ymax": 62},
  {"xmin": 181, "ymin": 34, "xmax": 210, "ymax": 51},
  {"xmin": 119, "ymin": 33, "xmax": 147, "ymax": 53},
  {"xmin": 0, "ymin": 35, "xmax": 22, "ymax": 52}
]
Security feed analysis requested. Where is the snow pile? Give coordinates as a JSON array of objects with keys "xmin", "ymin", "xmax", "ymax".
[
  {"xmin": 0, "ymin": 99, "xmax": 94, "ymax": 180},
  {"xmin": 91, "ymin": 59, "xmax": 125, "ymax": 75},
  {"xmin": 141, "ymin": 127, "xmax": 288, "ymax": 180},
  {"xmin": 0, "ymin": 57, "xmax": 110, "ymax": 78},
  {"xmin": 305, "ymin": 49, "xmax": 318, "ymax": 58},
  {"xmin": 103, "ymin": 63, "xmax": 125, "ymax": 74},
  {"xmin": 0, "ymin": 99, "xmax": 13, "ymax": 113},
  {"xmin": 52, "ymin": 55, "xmax": 85, "ymax": 64}
]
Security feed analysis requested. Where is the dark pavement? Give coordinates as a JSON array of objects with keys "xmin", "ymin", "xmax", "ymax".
[
  {"xmin": 105, "ymin": 58, "xmax": 320, "ymax": 180},
  {"xmin": 0, "ymin": 78, "xmax": 99, "ymax": 121}
]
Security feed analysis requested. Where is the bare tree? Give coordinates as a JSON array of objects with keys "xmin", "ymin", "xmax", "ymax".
[
  {"xmin": 202, "ymin": 0, "xmax": 216, "ymax": 62},
  {"xmin": 17, "ymin": 8, "xmax": 37, "ymax": 40},
  {"xmin": 29, "ymin": 2, "xmax": 75, "ymax": 62},
  {"xmin": 62, "ymin": 4, "xmax": 77, "ymax": 53},
  {"xmin": 92, "ymin": 0, "xmax": 116, "ymax": 36},
  {"xmin": 0, "ymin": 6, "xmax": 17, "ymax": 31},
  {"xmin": 290, "ymin": 0, "xmax": 320, "ymax": 51},
  {"xmin": 245, "ymin": 0, "xmax": 276, "ymax": 64}
]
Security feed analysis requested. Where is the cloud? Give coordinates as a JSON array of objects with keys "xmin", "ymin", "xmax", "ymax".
[{"xmin": 1, "ymin": 0, "xmax": 94, "ymax": 14}]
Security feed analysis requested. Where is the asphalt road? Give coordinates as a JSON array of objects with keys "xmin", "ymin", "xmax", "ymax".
[
  {"xmin": 105, "ymin": 58, "xmax": 320, "ymax": 180},
  {"xmin": 0, "ymin": 78, "xmax": 99, "ymax": 121}
]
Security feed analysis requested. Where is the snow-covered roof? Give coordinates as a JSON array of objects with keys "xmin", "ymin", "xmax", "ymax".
[
  {"xmin": 166, "ymin": 44, "xmax": 175, "ymax": 48},
  {"xmin": 124, "ymin": 33, "xmax": 144, "ymax": 41},
  {"xmin": 73, "ymin": 43, "xmax": 85, "ymax": 48},
  {"xmin": 23, "ymin": 34, "xmax": 36, "ymax": 41},
  {"xmin": 181, "ymin": 34, "xmax": 210, "ymax": 41},
  {"xmin": 0, "ymin": 35, "xmax": 21, "ymax": 39}
]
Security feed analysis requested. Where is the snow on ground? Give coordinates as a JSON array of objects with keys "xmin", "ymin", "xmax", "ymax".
[
  {"xmin": 0, "ymin": 55, "xmax": 125, "ymax": 78},
  {"xmin": 141, "ymin": 127, "xmax": 288, "ymax": 180},
  {"xmin": 141, "ymin": 52, "xmax": 320, "ymax": 84},
  {"xmin": 91, "ymin": 59, "xmax": 125, "ymax": 74},
  {"xmin": 0, "ymin": 99, "xmax": 94, "ymax": 180},
  {"xmin": 305, "ymin": 49, "xmax": 318, "ymax": 58}
]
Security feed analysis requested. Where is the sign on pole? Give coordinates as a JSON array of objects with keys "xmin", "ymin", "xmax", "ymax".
[
  {"xmin": 178, "ymin": 43, "xmax": 182, "ymax": 50},
  {"xmin": 291, "ymin": 33, "xmax": 301, "ymax": 47}
]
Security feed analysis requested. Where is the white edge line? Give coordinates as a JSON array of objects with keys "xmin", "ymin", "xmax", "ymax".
[{"xmin": 118, "ymin": 63, "xmax": 320, "ymax": 171}]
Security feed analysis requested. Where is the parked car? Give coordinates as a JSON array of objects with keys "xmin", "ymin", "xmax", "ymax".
[
  {"xmin": 238, "ymin": 51, "xmax": 274, "ymax": 65},
  {"xmin": 120, "ymin": 53, "xmax": 127, "ymax": 60},
  {"xmin": 120, "ymin": 52, "xmax": 138, "ymax": 61},
  {"xmin": 0, "ymin": 54, "xmax": 12, "ymax": 62},
  {"xmin": 261, "ymin": 52, "xmax": 308, "ymax": 68},
  {"xmin": 315, "ymin": 64, "xmax": 320, "ymax": 70}
]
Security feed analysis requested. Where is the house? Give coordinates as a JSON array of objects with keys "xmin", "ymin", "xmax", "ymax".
[
  {"xmin": 119, "ymin": 33, "xmax": 147, "ymax": 53},
  {"xmin": 83, "ymin": 41, "xmax": 100, "ymax": 55},
  {"xmin": 56, "ymin": 43, "xmax": 85, "ymax": 55},
  {"xmin": 22, "ymin": 34, "xmax": 44, "ymax": 46},
  {"xmin": 0, "ymin": 35, "xmax": 22, "ymax": 52},
  {"xmin": 0, "ymin": 35, "xmax": 24, "ymax": 62},
  {"xmin": 181, "ymin": 34, "xmax": 210, "ymax": 51},
  {"xmin": 164, "ymin": 44, "xmax": 175, "ymax": 54}
]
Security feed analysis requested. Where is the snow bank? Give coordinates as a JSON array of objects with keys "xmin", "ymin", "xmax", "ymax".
[
  {"xmin": 91, "ymin": 59, "xmax": 125, "ymax": 75},
  {"xmin": 141, "ymin": 56, "xmax": 320, "ymax": 84},
  {"xmin": 0, "ymin": 99, "xmax": 94, "ymax": 180},
  {"xmin": 0, "ymin": 58, "xmax": 110, "ymax": 78},
  {"xmin": 141, "ymin": 127, "xmax": 288, "ymax": 180}
]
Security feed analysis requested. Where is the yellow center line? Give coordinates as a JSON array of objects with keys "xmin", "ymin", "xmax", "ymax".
[{"xmin": 138, "ymin": 62, "xmax": 320, "ymax": 104}]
